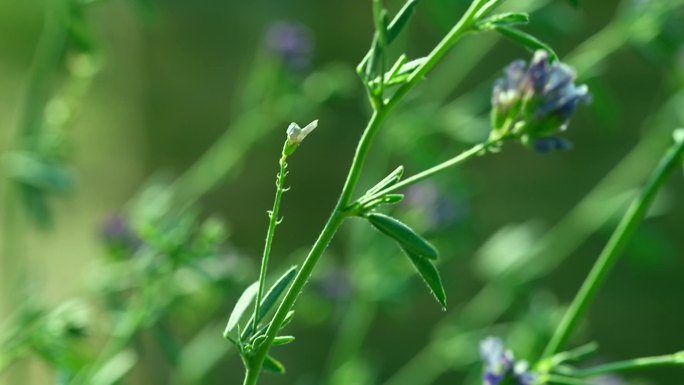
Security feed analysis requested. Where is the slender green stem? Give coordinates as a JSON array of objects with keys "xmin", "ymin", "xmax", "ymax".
[
  {"xmin": 241, "ymin": 1, "xmax": 493, "ymax": 383},
  {"xmin": 386, "ymin": 0, "xmax": 485, "ymax": 110},
  {"xmin": 358, "ymin": 137, "xmax": 505, "ymax": 204},
  {"xmin": 569, "ymin": 352, "xmax": 684, "ymax": 378},
  {"xmin": 252, "ymin": 146, "xmax": 290, "ymax": 335},
  {"xmin": 243, "ymin": 110, "xmax": 388, "ymax": 385},
  {"xmin": 544, "ymin": 374, "xmax": 595, "ymax": 385},
  {"xmin": 542, "ymin": 132, "xmax": 684, "ymax": 358}
]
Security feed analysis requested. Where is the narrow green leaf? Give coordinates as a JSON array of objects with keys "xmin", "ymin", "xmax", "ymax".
[
  {"xmin": 474, "ymin": 0, "xmax": 506, "ymax": 19},
  {"xmin": 475, "ymin": 12, "xmax": 529, "ymax": 30},
  {"xmin": 360, "ymin": 194, "xmax": 405, "ymax": 211},
  {"xmin": 386, "ymin": 0, "xmax": 420, "ymax": 44},
  {"xmin": 281, "ymin": 310, "xmax": 295, "ymax": 329},
  {"xmin": 366, "ymin": 166, "xmax": 404, "ymax": 197},
  {"xmin": 403, "ymin": 248, "xmax": 447, "ymax": 309},
  {"xmin": 495, "ymin": 26, "xmax": 558, "ymax": 61},
  {"xmin": 224, "ymin": 282, "xmax": 258, "ymax": 337},
  {"xmin": 263, "ymin": 355, "xmax": 286, "ymax": 374},
  {"xmin": 273, "ymin": 336, "xmax": 296, "ymax": 345},
  {"xmin": 367, "ymin": 213, "xmax": 438, "ymax": 259},
  {"xmin": 241, "ymin": 266, "xmax": 298, "ymax": 340}
]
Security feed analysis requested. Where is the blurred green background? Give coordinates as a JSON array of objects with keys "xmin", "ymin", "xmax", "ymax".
[{"xmin": 1, "ymin": 0, "xmax": 683, "ymax": 384}]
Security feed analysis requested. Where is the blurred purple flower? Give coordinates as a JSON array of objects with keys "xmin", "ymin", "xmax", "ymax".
[
  {"xmin": 265, "ymin": 21, "xmax": 314, "ymax": 73},
  {"xmin": 314, "ymin": 269, "xmax": 352, "ymax": 301},
  {"xmin": 404, "ymin": 182, "xmax": 466, "ymax": 229},
  {"xmin": 100, "ymin": 214, "xmax": 142, "ymax": 254},
  {"xmin": 491, "ymin": 50, "xmax": 591, "ymax": 151},
  {"xmin": 480, "ymin": 337, "xmax": 536, "ymax": 385}
]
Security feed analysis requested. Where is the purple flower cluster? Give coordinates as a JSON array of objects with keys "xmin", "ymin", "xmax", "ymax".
[
  {"xmin": 490, "ymin": 50, "xmax": 590, "ymax": 152},
  {"xmin": 265, "ymin": 21, "xmax": 314, "ymax": 73},
  {"xmin": 480, "ymin": 337, "xmax": 536, "ymax": 385}
]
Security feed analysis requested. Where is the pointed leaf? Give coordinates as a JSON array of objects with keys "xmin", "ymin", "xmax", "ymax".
[
  {"xmin": 241, "ymin": 266, "xmax": 298, "ymax": 340},
  {"xmin": 476, "ymin": 12, "xmax": 529, "ymax": 30},
  {"xmin": 387, "ymin": 0, "xmax": 420, "ymax": 44},
  {"xmin": 494, "ymin": 26, "xmax": 558, "ymax": 61},
  {"xmin": 281, "ymin": 310, "xmax": 295, "ymax": 329},
  {"xmin": 366, "ymin": 213, "xmax": 438, "ymax": 259},
  {"xmin": 263, "ymin": 355, "xmax": 286, "ymax": 374},
  {"xmin": 224, "ymin": 282, "xmax": 258, "ymax": 337},
  {"xmin": 366, "ymin": 166, "xmax": 404, "ymax": 197},
  {"xmin": 403, "ymin": 248, "xmax": 447, "ymax": 309},
  {"xmin": 360, "ymin": 194, "xmax": 405, "ymax": 211}
]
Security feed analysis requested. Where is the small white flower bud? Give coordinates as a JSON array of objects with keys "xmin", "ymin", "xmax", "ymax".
[{"xmin": 286, "ymin": 119, "xmax": 318, "ymax": 145}]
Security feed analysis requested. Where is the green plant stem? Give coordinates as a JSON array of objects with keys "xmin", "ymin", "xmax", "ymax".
[
  {"xmin": 252, "ymin": 146, "xmax": 289, "ymax": 335},
  {"xmin": 545, "ymin": 374, "xmax": 595, "ymax": 385},
  {"xmin": 359, "ymin": 136, "xmax": 506, "ymax": 203},
  {"xmin": 243, "ymin": 109, "xmax": 387, "ymax": 385},
  {"xmin": 386, "ymin": 0, "xmax": 485, "ymax": 110},
  {"xmin": 542, "ymin": 132, "xmax": 684, "ymax": 359},
  {"xmin": 242, "ymin": 1, "xmax": 492, "ymax": 383},
  {"xmin": 569, "ymin": 352, "xmax": 684, "ymax": 378}
]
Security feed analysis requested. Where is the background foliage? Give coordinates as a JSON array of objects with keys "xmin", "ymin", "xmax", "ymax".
[{"xmin": 1, "ymin": 0, "xmax": 683, "ymax": 384}]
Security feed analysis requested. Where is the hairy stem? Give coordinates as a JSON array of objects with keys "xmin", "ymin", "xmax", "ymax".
[
  {"xmin": 542, "ymin": 132, "xmax": 684, "ymax": 358},
  {"xmin": 253, "ymin": 147, "xmax": 290, "ymax": 335}
]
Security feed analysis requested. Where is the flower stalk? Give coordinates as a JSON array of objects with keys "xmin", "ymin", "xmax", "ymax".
[{"xmin": 542, "ymin": 130, "xmax": 684, "ymax": 359}]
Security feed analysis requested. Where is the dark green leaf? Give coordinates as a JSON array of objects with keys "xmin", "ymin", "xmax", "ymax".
[
  {"xmin": 494, "ymin": 26, "xmax": 558, "ymax": 61},
  {"xmin": 475, "ymin": 12, "xmax": 529, "ymax": 30},
  {"xmin": 386, "ymin": 0, "xmax": 420, "ymax": 44},
  {"xmin": 566, "ymin": 0, "xmax": 580, "ymax": 8},
  {"xmin": 241, "ymin": 266, "xmax": 298, "ymax": 340},
  {"xmin": 403, "ymin": 248, "xmax": 447, "ymax": 309},
  {"xmin": 224, "ymin": 282, "xmax": 258, "ymax": 337},
  {"xmin": 366, "ymin": 213, "xmax": 438, "ymax": 259},
  {"xmin": 263, "ymin": 355, "xmax": 286, "ymax": 374}
]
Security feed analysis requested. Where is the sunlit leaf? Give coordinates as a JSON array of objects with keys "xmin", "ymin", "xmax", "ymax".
[
  {"xmin": 241, "ymin": 266, "xmax": 298, "ymax": 340},
  {"xmin": 224, "ymin": 282, "xmax": 258, "ymax": 337},
  {"xmin": 273, "ymin": 336, "xmax": 295, "ymax": 345}
]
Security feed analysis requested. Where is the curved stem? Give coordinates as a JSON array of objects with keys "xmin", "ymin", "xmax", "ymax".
[
  {"xmin": 252, "ymin": 147, "xmax": 289, "ymax": 335},
  {"xmin": 542, "ymin": 132, "xmax": 684, "ymax": 358}
]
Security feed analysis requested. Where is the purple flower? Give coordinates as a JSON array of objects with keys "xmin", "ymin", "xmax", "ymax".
[
  {"xmin": 404, "ymin": 182, "xmax": 465, "ymax": 230},
  {"xmin": 100, "ymin": 214, "xmax": 142, "ymax": 255},
  {"xmin": 480, "ymin": 337, "xmax": 537, "ymax": 385},
  {"xmin": 265, "ymin": 21, "xmax": 314, "ymax": 72},
  {"xmin": 490, "ymin": 50, "xmax": 591, "ymax": 151}
]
